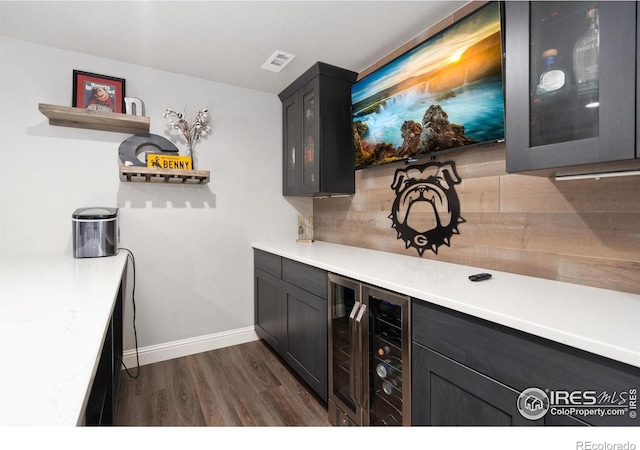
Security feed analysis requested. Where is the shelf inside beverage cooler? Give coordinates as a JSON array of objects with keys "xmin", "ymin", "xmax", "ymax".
[
  {"xmin": 336, "ymin": 348, "xmax": 351, "ymax": 376},
  {"xmin": 332, "ymin": 316, "xmax": 351, "ymax": 373},
  {"xmin": 374, "ymin": 334, "xmax": 401, "ymax": 355},
  {"xmin": 373, "ymin": 377, "xmax": 403, "ymax": 412},
  {"xmin": 373, "ymin": 354, "xmax": 402, "ymax": 376},
  {"xmin": 371, "ymin": 384, "xmax": 403, "ymax": 426}
]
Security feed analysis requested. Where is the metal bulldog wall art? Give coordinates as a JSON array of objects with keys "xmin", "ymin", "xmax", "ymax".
[{"xmin": 389, "ymin": 161, "xmax": 465, "ymax": 256}]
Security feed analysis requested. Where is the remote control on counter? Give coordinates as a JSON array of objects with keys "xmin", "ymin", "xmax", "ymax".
[{"xmin": 469, "ymin": 273, "xmax": 492, "ymax": 282}]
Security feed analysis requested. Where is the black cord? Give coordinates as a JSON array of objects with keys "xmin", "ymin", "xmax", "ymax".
[{"xmin": 117, "ymin": 247, "xmax": 140, "ymax": 379}]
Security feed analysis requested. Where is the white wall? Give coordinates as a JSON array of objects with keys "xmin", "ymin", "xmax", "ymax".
[{"xmin": 0, "ymin": 37, "xmax": 312, "ymax": 358}]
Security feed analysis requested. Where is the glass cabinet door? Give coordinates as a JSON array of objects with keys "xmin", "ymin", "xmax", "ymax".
[
  {"xmin": 282, "ymin": 80, "xmax": 320, "ymax": 195},
  {"xmin": 301, "ymin": 84, "xmax": 319, "ymax": 193},
  {"xmin": 529, "ymin": 2, "xmax": 600, "ymax": 147},
  {"xmin": 505, "ymin": 1, "xmax": 636, "ymax": 173},
  {"xmin": 283, "ymin": 98, "xmax": 297, "ymax": 195}
]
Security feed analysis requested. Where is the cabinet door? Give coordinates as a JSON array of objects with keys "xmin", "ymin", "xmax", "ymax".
[
  {"xmin": 86, "ymin": 318, "xmax": 114, "ymax": 425},
  {"xmin": 282, "ymin": 95, "xmax": 299, "ymax": 196},
  {"xmin": 413, "ymin": 299, "xmax": 640, "ymax": 426},
  {"xmin": 255, "ymin": 268, "xmax": 283, "ymax": 354},
  {"xmin": 283, "ymin": 281, "xmax": 328, "ymax": 401},
  {"xmin": 111, "ymin": 282, "xmax": 123, "ymax": 421},
  {"xmin": 297, "ymin": 79, "xmax": 320, "ymax": 195},
  {"xmin": 282, "ymin": 79, "xmax": 320, "ymax": 195},
  {"xmin": 505, "ymin": 2, "xmax": 637, "ymax": 173},
  {"xmin": 412, "ymin": 343, "xmax": 541, "ymax": 426}
]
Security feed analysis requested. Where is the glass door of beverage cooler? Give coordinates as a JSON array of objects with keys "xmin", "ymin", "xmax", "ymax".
[
  {"xmin": 363, "ymin": 286, "xmax": 411, "ymax": 426},
  {"xmin": 328, "ymin": 274, "xmax": 364, "ymax": 426}
]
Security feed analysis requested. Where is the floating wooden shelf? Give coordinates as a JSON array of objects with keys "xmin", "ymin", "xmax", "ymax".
[
  {"xmin": 38, "ymin": 103, "xmax": 150, "ymax": 134},
  {"xmin": 38, "ymin": 104, "xmax": 208, "ymax": 185},
  {"xmin": 119, "ymin": 166, "xmax": 210, "ymax": 185}
]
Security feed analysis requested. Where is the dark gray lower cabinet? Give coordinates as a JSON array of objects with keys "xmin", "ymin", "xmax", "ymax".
[
  {"xmin": 413, "ymin": 343, "xmax": 538, "ymax": 426},
  {"xmin": 282, "ymin": 281, "xmax": 327, "ymax": 401},
  {"xmin": 85, "ymin": 281, "xmax": 123, "ymax": 426},
  {"xmin": 412, "ymin": 300, "xmax": 639, "ymax": 426},
  {"xmin": 255, "ymin": 268, "xmax": 283, "ymax": 353},
  {"xmin": 254, "ymin": 249, "xmax": 328, "ymax": 402}
]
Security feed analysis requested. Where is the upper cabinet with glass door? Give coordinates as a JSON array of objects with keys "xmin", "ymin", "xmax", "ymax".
[
  {"xmin": 279, "ymin": 62, "xmax": 357, "ymax": 196},
  {"xmin": 504, "ymin": 2, "xmax": 640, "ymax": 176}
]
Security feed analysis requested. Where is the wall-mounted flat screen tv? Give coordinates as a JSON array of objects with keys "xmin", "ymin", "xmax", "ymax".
[{"xmin": 352, "ymin": 2, "xmax": 505, "ymax": 169}]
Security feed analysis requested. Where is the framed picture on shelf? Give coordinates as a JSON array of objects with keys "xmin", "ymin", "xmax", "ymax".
[{"xmin": 72, "ymin": 70, "xmax": 126, "ymax": 113}]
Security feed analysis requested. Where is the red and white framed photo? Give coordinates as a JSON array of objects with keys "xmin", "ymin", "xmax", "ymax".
[{"xmin": 72, "ymin": 70, "xmax": 126, "ymax": 113}]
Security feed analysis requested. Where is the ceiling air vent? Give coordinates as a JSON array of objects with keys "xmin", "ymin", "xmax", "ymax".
[{"xmin": 261, "ymin": 50, "xmax": 295, "ymax": 73}]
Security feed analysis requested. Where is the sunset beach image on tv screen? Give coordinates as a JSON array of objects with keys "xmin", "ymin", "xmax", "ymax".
[{"xmin": 352, "ymin": 2, "xmax": 505, "ymax": 169}]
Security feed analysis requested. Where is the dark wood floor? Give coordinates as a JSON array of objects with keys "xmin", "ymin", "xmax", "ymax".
[{"xmin": 115, "ymin": 340, "xmax": 331, "ymax": 426}]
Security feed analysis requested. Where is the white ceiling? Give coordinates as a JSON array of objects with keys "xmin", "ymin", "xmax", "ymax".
[{"xmin": 0, "ymin": 0, "xmax": 468, "ymax": 94}]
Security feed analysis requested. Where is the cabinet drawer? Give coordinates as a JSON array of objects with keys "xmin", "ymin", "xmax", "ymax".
[
  {"xmin": 412, "ymin": 300, "xmax": 640, "ymax": 426},
  {"xmin": 254, "ymin": 249, "xmax": 281, "ymax": 278},
  {"xmin": 282, "ymin": 258, "xmax": 327, "ymax": 299}
]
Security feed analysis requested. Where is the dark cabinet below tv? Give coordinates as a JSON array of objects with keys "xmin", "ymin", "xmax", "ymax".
[
  {"xmin": 279, "ymin": 62, "xmax": 357, "ymax": 196},
  {"xmin": 412, "ymin": 300, "xmax": 640, "ymax": 426},
  {"xmin": 504, "ymin": 1, "xmax": 640, "ymax": 177}
]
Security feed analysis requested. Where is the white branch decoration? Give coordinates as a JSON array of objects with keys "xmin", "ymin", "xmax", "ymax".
[{"xmin": 163, "ymin": 108, "xmax": 212, "ymax": 166}]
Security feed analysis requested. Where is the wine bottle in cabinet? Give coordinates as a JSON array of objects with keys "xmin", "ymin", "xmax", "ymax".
[{"xmin": 328, "ymin": 273, "xmax": 411, "ymax": 426}]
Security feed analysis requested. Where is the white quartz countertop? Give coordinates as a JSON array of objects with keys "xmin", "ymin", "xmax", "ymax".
[
  {"xmin": 253, "ymin": 241, "xmax": 640, "ymax": 369},
  {"xmin": 0, "ymin": 252, "xmax": 128, "ymax": 426}
]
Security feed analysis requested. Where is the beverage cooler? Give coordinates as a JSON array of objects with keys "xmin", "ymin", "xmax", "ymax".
[{"xmin": 328, "ymin": 273, "xmax": 411, "ymax": 426}]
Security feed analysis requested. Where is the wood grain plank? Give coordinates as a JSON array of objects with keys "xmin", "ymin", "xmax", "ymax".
[
  {"xmin": 314, "ymin": 223, "xmax": 559, "ymax": 280},
  {"xmin": 117, "ymin": 359, "xmax": 200, "ymax": 426},
  {"xmin": 39, "ymin": 103, "xmax": 149, "ymax": 134},
  {"xmin": 501, "ymin": 173, "xmax": 640, "ymax": 212},
  {"xmin": 518, "ymin": 212, "xmax": 640, "ymax": 260},
  {"xmin": 559, "ymin": 255, "xmax": 640, "ymax": 295},
  {"xmin": 165, "ymin": 358, "xmax": 207, "ymax": 426},
  {"xmin": 318, "ymin": 209, "xmax": 637, "ymax": 260},
  {"xmin": 456, "ymin": 177, "xmax": 501, "ymax": 212},
  {"xmin": 198, "ymin": 346, "xmax": 269, "ymax": 426},
  {"xmin": 322, "ymin": 177, "xmax": 500, "ymax": 215},
  {"xmin": 186, "ymin": 351, "xmax": 245, "ymax": 426},
  {"xmin": 455, "ymin": 212, "xmax": 640, "ymax": 260},
  {"xmin": 354, "ymin": 144, "xmax": 506, "ymax": 188},
  {"xmin": 116, "ymin": 341, "xmax": 329, "ymax": 426},
  {"xmin": 119, "ymin": 166, "xmax": 210, "ymax": 184},
  {"xmin": 315, "ymin": 146, "xmax": 640, "ymax": 293}
]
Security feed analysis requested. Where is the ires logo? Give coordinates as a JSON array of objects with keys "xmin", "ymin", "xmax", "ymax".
[
  {"xmin": 517, "ymin": 387, "xmax": 638, "ymax": 421},
  {"xmin": 549, "ymin": 390, "xmax": 598, "ymax": 405},
  {"xmin": 517, "ymin": 388, "xmax": 549, "ymax": 420}
]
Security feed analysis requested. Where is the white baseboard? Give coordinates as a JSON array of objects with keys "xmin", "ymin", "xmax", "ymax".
[{"xmin": 121, "ymin": 326, "xmax": 260, "ymax": 368}]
